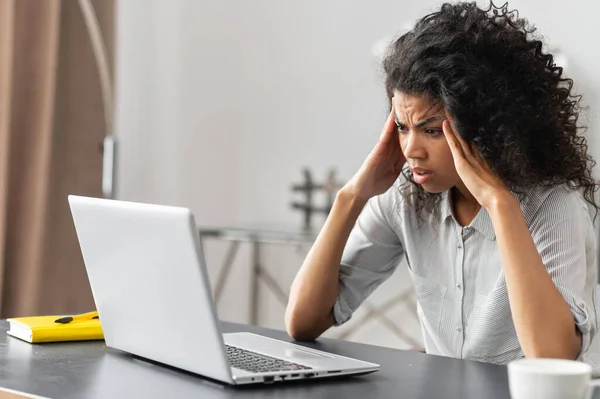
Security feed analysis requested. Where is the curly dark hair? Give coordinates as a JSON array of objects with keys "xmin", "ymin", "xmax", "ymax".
[{"xmin": 383, "ymin": 1, "xmax": 599, "ymax": 216}]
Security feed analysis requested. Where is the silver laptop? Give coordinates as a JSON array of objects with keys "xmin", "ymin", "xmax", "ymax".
[{"xmin": 68, "ymin": 195, "xmax": 379, "ymax": 385}]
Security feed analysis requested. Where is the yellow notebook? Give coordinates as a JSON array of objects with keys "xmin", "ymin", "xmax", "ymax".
[{"xmin": 6, "ymin": 315, "xmax": 104, "ymax": 343}]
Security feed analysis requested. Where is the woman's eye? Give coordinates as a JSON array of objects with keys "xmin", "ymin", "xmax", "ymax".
[
  {"xmin": 396, "ymin": 124, "xmax": 408, "ymax": 133},
  {"xmin": 425, "ymin": 129, "xmax": 442, "ymax": 135}
]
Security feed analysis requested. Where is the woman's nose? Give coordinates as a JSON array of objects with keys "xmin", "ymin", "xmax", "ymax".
[{"xmin": 402, "ymin": 131, "xmax": 427, "ymax": 160}]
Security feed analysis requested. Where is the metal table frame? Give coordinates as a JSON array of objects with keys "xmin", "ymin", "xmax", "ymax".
[{"xmin": 198, "ymin": 226, "xmax": 421, "ymax": 348}]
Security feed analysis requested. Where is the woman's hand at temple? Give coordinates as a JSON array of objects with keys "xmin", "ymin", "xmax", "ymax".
[{"xmin": 343, "ymin": 98, "xmax": 405, "ymax": 203}]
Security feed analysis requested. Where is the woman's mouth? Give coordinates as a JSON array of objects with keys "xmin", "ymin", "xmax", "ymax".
[{"xmin": 411, "ymin": 167, "xmax": 434, "ymax": 184}]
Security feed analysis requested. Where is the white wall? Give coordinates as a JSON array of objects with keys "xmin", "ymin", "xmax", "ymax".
[{"xmin": 114, "ymin": 0, "xmax": 600, "ymax": 349}]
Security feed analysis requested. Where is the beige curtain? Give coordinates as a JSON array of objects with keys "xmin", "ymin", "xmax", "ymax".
[{"xmin": 0, "ymin": 0, "xmax": 114, "ymax": 318}]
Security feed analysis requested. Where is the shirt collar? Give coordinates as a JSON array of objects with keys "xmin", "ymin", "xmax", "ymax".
[
  {"xmin": 440, "ymin": 190, "xmax": 453, "ymax": 222},
  {"xmin": 470, "ymin": 207, "xmax": 496, "ymax": 241},
  {"xmin": 440, "ymin": 190, "xmax": 496, "ymax": 241}
]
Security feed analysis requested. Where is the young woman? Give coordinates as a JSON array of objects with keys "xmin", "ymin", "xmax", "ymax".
[{"xmin": 285, "ymin": 2, "xmax": 600, "ymax": 369}]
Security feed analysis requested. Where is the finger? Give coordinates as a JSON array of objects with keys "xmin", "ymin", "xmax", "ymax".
[
  {"xmin": 460, "ymin": 134, "xmax": 488, "ymax": 170},
  {"xmin": 472, "ymin": 147, "xmax": 493, "ymax": 173},
  {"xmin": 469, "ymin": 140, "xmax": 486, "ymax": 165},
  {"xmin": 392, "ymin": 147, "xmax": 405, "ymax": 175},
  {"xmin": 471, "ymin": 143, "xmax": 481, "ymax": 159},
  {"xmin": 393, "ymin": 161, "xmax": 405, "ymax": 175},
  {"xmin": 442, "ymin": 119, "xmax": 467, "ymax": 162},
  {"xmin": 447, "ymin": 120, "xmax": 478, "ymax": 165},
  {"xmin": 379, "ymin": 98, "xmax": 396, "ymax": 142},
  {"xmin": 443, "ymin": 120, "xmax": 489, "ymax": 191},
  {"xmin": 471, "ymin": 145, "xmax": 485, "ymax": 164}
]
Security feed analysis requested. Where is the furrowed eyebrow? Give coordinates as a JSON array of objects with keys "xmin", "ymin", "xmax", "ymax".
[
  {"xmin": 394, "ymin": 114, "xmax": 443, "ymax": 128},
  {"xmin": 415, "ymin": 116, "xmax": 442, "ymax": 128}
]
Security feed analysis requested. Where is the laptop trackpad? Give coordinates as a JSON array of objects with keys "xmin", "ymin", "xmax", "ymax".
[{"xmin": 284, "ymin": 348, "xmax": 327, "ymax": 360}]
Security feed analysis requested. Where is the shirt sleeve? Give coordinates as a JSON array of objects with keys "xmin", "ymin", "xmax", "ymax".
[
  {"xmin": 333, "ymin": 184, "xmax": 405, "ymax": 325},
  {"xmin": 528, "ymin": 187, "xmax": 598, "ymax": 357}
]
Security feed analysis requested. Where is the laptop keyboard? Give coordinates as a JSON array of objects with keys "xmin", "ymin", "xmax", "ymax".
[{"xmin": 226, "ymin": 345, "xmax": 313, "ymax": 374}]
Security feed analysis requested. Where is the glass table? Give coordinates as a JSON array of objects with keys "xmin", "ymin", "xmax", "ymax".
[
  {"xmin": 197, "ymin": 224, "xmax": 423, "ymax": 351},
  {"xmin": 198, "ymin": 225, "xmax": 318, "ymax": 326}
]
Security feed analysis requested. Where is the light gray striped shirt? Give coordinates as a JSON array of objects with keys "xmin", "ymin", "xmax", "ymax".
[{"xmin": 334, "ymin": 178, "xmax": 599, "ymax": 371}]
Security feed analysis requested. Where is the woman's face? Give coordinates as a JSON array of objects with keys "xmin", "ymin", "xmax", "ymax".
[{"xmin": 393, "ymin": 90, "xmax": 461, "ymax": 193}]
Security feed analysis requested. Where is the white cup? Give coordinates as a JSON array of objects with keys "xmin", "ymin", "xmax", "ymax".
[{"xmin": 508, "ymin": 358, "xmax": 600, "ymax": 399}]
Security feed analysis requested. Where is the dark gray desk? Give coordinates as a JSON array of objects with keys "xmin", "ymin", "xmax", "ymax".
[{"xmin": 0, "ymin": 320, "xmax": 533, "ymax": 399}]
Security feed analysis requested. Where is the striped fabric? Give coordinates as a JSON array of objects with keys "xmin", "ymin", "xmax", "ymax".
[{"xmin": 333, "ymin": 177, "xmax": 599, "ymax": 372}]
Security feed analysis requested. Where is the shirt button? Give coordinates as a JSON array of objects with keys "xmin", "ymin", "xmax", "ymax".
[
  {"xmin": 579, "ymin": 302, "xmax": 586, "ymax": 309},
  {"xmin": 456, "ymin": 284, "xmax": 462, "ymax": 289},
  {"xmin": 457, "ymin": 244, "xmax": 462, "ymax": 249},
  {"xmin": 456, "ymin": 326, "xmax": 463, "ymax": 333}
]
